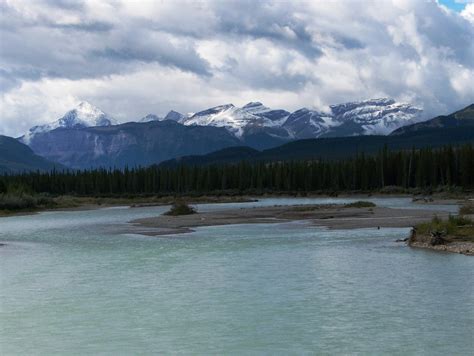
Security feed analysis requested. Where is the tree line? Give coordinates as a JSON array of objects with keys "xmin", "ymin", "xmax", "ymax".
[{"xmin": 1, "ymin": 145, "xmax": 473, "ymax": 196}]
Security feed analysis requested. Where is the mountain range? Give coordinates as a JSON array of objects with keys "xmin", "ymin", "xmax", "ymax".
[
  {"xmin": 15, "ymin": 98, "xmax": 422, "ymax": 168},
  {"xmin": 2, "ymin": 100, "xmax": 471, "ymax": 171},
  {"xmin": 161, "ymin": 104, "xmax": 474, "ymax": 166},
  {"xmin": 21, "ymin": 98, "xmax": 421, "ymax": 143}
]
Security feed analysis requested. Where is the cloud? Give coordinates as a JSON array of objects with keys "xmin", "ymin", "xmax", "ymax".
[
  {"xmin": 461, "ymin": 3, "xmax": 474, "ymax": 23},
  {"xmin": 0, "ymin": 0, "xmax": 473, "ymax": 137}
]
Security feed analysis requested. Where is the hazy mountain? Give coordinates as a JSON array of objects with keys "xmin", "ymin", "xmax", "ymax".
[
  {"xmin": 164, "ymin": 110, "xmax": 185, "ymax": 121},
  {"xmin": 139, "ymin": 110, "xmax": 184, "ymax": 123},
  {"xmin": 139, "ymin": 114, "xmax": 162, "ymax": 122}
]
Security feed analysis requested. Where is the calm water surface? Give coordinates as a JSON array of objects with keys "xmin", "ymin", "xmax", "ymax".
[{"xmin": 1, "ymin": 198, "xmax": 472, "ymax": 355}]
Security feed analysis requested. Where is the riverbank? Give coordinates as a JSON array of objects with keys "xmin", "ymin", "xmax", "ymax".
[
  {"xmin": 131, "ymin": 204, "xmax": 450, "ymax": 236},
  {"xmin": 1, "ymin": 191, "xmax": 467, "ymax": 217},
  {"xmin": 0, "ymin": 195, "xmax": 257, "ymax": 217},
  {"xmin": 408, "ymin": 239, "xmax": 474, "ymax": 255},
  {"xmin": 408, "ymin": 214, "xmax": 474, "ymax": 255}
]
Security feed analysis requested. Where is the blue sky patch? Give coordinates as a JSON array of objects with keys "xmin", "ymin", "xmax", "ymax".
[{"xmin": 438, "ymin": 0, "xmax": 469, "ymax": 12}]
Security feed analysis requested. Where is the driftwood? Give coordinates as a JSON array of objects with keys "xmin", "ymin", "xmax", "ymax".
[
  {"xmin": 407, "ymin": 227, "xmax": 417, "ymax": 244},
  {"xmin": 429, "ymin": 230, "xmax": 447, "ymax": 246}
]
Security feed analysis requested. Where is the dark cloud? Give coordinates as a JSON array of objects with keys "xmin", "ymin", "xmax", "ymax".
[
  {"xmin": 49, "ymin": 21, "xmax": 114, "ymax": 32},
  {"xmin": 41, "ymin": 0, "xmax": 85, "ymax": 10},
  {"xmin": 92, "ymin": 45, "xmax": 211, "ymax": 76},
  {"xmin": 334, "ymin": 35, "xmax": 365, "ymax": 50}
]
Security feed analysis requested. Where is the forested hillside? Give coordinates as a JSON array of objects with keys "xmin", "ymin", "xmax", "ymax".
[
  {"xmin": 161, "ymin": 126, "xmax": 474, "ymax": 167},
  {"xmin": 0, "ymin": 135, "xmax": 61, "ymax": 174}
]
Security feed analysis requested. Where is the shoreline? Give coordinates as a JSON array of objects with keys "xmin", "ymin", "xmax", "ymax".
[
  {"xmin": 0, "ymin": 192, "xmax": 463, "ymax": 218},
  {"xmin": 409, "ymin": 239, "xmax": 474, "ymax": 255}
]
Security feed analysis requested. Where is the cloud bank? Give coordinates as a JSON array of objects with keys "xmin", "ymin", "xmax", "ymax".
[{"xmin": 0, "ymin": 0, "xmax": 473, "ymax": 136}]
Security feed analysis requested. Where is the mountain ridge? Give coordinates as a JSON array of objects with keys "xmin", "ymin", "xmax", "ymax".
[
  {"xmin": 23, "ymin": 120, "xmax": 241, "ymax": 169},
  {"xmin": 391, "ymin": 104, "xmax": 474, "ymax": 135}
]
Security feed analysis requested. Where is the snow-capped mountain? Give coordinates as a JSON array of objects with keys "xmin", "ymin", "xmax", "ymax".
[
  {"xmin": 21, "ymin": 101, "xmax": 116, "ymax": 143},
  {"xmin": 20, "ymin": 98, "xmax": 423, "ymax": 158},
  {"xmin": 328, "ymin": 98, "xmax": 422, "ymax": 136},
  {"xmin": 180, "ymin": 102, "xmax": 290, "ymax": 137},
  {"xmin": 179, "ymin": 98, "xmax": 421, "ymax": 140},
  {"xmin": 283, "ymin": 109, "xmax": 336, "ymax": 139},
  {"xmin": 16, "ymin": 98, "xmax": 427, "ymax": 169}
]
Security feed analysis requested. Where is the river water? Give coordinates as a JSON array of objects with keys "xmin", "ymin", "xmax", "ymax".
[{"xmin": 1, "ymin": 197, "xmax": 472, "ymax": 354}]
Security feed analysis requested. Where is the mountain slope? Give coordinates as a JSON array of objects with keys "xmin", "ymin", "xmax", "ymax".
[
  {"xmin": 328, "ymin": 98, "xmax": 421, "ymax": 135},
  {"xmin": 391, "ymin": 103, "xmax": 474, "ymax": 135},
  {"xmin": 25, "ymin": 121, "xmax": 241, "ymax": 169},
  {"xmin": 282, "ymin": 108, "xmax": 336, "ymax": 139},
  {"xmin": 161, "ymin": 126, "xmax": 474, "ymax": 167},
  {"xmin": 181, "ymin": 102, "xmax": 289, "ymax": 138},
  {"xmin": 0, "ymin": 135, "xmax": 61, "ymax": 174}
]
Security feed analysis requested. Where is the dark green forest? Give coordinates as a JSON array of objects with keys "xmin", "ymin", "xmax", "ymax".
[{"xmin": 1, "ymin": 145, "xmax": 473, "ymax": 196}]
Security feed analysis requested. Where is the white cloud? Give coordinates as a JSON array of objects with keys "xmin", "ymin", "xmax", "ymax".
[
  {"xmin": 461, "ymin": 3, "xmax": 474, "ymax": 23},
  {"xmin": 0, "ymin": 0, "xmax": 473, "ymax": 137}
]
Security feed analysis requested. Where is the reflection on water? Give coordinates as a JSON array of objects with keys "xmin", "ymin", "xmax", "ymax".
[{"xmin": 1, "ymin": 198, "xmax": 472, "ymax": 355}]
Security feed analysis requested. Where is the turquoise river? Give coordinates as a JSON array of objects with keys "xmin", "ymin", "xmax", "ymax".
[{"xmin": 1, "ymin": 197, "xmax": 473, "ymax": 354}]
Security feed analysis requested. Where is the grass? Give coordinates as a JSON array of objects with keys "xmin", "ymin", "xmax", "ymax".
[
  {"xmin": 344, "ymin": 201, "xmax": 376, "ymax": 208},
  {"xmin": 416, "ymin": 215, "xmax": 474, "ymax": 242},
  {"xmin": 164, "ymin": 201, "xmax": 196, "ymax": 216},
  {"xmin": 0, "ymin": 193, "xmax": 57, "ymax": 214}
]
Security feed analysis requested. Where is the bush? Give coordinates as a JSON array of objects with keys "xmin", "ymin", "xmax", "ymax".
[
  {"xmin": 417, "ymin": 214, "xmax": 473, "ymax": 236},
  {"xmin": 345, "ymin": 201, "xmax": 376, "ymax": 208},
  {"xmin": 164, "ymin": 201, "xmax": 196, "ymax": 216},
  {"xmin": 459, "ymin": 203, "xmax": 474, "ymax": 215}
]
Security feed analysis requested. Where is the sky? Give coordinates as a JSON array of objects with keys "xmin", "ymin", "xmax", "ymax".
[{"xmin": 0, "ymin": 0, "xmax": 473, "ymax": 137}]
